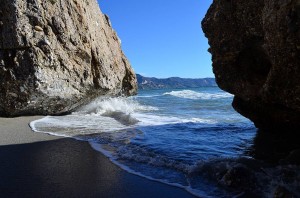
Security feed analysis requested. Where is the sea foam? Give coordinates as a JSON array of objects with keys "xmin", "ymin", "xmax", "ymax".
[
  {"xmin": 76, "ymin": 97, "xmax": 158, "ymax": 115},
  {"xmin": 30, "ymin": 97, "xmax": 215, "ymax": 138},
  {"xmin": 29, "ymin": 88, "xmax": 261, "ymax": 198},
  {"xmin": 163, "ymin": 90, "xmax": 233, "ymax": 100}
]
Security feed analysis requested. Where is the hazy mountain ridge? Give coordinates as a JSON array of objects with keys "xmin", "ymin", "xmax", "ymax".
[{"xmin": 137, "ymin": 74, "xmax": 217, "ymax": 90}]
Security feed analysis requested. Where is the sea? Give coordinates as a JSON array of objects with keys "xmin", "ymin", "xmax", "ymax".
[{"xmin": 30, "ymin": 87, "xmax": 300, "ymax": 197}]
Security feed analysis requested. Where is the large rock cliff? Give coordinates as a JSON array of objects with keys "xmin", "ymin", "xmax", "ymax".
[
  {"xmin": 0, "ymin": 0, "xmax": 137, "ymax": 116},
  {"xmin": 202, "ymin": 0, "xmax": 300, "ymax": 130}
]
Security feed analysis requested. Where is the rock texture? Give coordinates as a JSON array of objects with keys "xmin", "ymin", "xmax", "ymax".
[
  {"xmin": 202, "ymin": 0, "xmax": 300, "ymax": 130},
  {"xmin": 0, "ymin": 0, "xmax": 137, "ymax": 116}
]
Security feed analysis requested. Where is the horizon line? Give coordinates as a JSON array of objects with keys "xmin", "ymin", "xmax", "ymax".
[{"xmin": 136, "ymin": 73, "xmax": 215, "ymax": 79}]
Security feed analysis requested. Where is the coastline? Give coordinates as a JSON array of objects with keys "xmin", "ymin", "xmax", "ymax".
[{"xmin": 0, "ymin": 116, "xmax": 195, "ymax": 198}]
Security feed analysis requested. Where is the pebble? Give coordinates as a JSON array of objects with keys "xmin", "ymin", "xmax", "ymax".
[
  {"xmin": 34, "ymin": 26, "xmax": 43, "ymax": 32},
  {"xmin": 20, "ymin": 86, "xmax": 25, "ymax": 92},
  {"xmin": 8, "ymin": 92, "xmax": 18, "ymax": 98}
]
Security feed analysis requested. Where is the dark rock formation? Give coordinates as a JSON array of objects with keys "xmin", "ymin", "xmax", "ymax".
[
  {"xmin": 192, "ymin": 157, "xmax": 300, "ymax": 197},
  {"xmin": 137, "ymin": 74, "xmax": 217, "ymax": 90},
  {"xmin": 273, "ymin": 186, "xmax": 295, "ymax": 198},
  {"xmin": 202, "ymin": 0, "xmax": 300, "ymax": 130},
  {"xmin": 249, "ymin": 129, "xmax": 300, "ymax": 164},
  {"xmin": 0, "ymin": 0, "xmax": 137, "ymax": 116}
]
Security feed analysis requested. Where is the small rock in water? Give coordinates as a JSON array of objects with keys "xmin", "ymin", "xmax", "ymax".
[
  {"xmin": 34, "ymin": 26, "xmax": 43, "ymax": 32},
  {"xmin": 220, "ymin": 165, "xmax": 255, "ymax": 190}
]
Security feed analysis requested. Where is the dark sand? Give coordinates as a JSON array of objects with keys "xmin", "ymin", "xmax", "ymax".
[{"xmin": 0, "ymin": 117, "xmax": 196, "ymax": 198}]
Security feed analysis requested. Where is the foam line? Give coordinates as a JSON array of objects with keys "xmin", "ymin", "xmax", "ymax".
[{"xmin": 163, "ymin": 90, "xmax": 233, "ymax": 100}]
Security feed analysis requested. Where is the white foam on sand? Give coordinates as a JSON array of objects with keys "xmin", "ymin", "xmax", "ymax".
[
  {"xmin": 89, "ymin": 142, "xmax": 209, "ymax": 198},
  {"xmin": 28, "ymin": 95, "xmax": 248, "ymax": 198},
  {"xmin": 30, "ymin": 96, "xmax": 215, "ymax": 138}
]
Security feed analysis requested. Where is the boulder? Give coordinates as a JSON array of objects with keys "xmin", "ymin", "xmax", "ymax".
[
  {"xmin": 0, "ymin": 0, "xmax": 137, "ymax": 116},
  {"xmin": 202, "ymin": 0, "xmax": 300, "ymax": 130}
]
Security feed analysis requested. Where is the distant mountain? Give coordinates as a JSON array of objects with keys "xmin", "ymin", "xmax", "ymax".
[{"xmin": 136, "ymin": 74, "xmax": 217, "ymax": 90}]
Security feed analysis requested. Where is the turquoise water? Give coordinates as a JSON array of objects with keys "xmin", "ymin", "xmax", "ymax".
[{"xmin": 31, "ymin": 87, "xmax": 260, "ymax": 197}]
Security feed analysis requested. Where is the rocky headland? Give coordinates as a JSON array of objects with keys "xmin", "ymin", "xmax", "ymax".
[
  {"xmin": 202, "ymin": 0, "xmax": 300, "ymax": 131},
  {"xmin": 137, "ymin": 74, "xmax": 217, "ymax": 90},
  {"xmin": 0, "ymin": 0, "xmax": 137, "ymax": 116}
]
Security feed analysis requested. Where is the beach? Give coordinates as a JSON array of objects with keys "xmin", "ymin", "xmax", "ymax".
[{"xmin": 0, "ymin": 116, "xmax": 195, "ymax": 198}]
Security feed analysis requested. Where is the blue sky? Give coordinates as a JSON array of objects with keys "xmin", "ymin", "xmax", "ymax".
[{"xmin": 99, "ymin": 0, "xmax": 213, "ymax": 78}]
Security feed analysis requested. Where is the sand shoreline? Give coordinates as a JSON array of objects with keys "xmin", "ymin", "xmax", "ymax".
[
  {"xmin": 0, "ymin": 116, "xmax": 195, "ymax": 198},
  {"xmin": 0, "ymin": 116, "xmax": 61, "ymax": 146}
]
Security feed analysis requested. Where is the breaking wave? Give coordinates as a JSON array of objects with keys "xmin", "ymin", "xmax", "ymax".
[
  {"xmin": 76, "ymin": 97, "xmax": 159, "ymax": 115},
  {"xmin": 30, "ymin": 87, "xmax": 282, "ymax": 198},
  {"xmin": 30, "ymin": 96, "xmax": 215, "ymax": 137},
  {"xmin": 163, "ymin": 90, "xmax": 233, "ymax": 100}
]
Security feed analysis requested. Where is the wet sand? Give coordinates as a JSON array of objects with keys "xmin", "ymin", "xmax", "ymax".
[{"xmin": 0, "ymin": 117, "xmax": 195, "ymax": 198}]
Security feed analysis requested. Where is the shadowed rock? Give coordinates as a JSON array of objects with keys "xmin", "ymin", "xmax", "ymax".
[
  {"xmin": 0, "ymin": 0, "xmax": 137, "ymax": 116},
  {"xmin": 202, "ymin": 0, "xmax": 300, "ymax": 130}
]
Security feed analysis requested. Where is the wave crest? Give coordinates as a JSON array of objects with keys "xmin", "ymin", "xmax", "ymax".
[
  {"xmin": 163, "ymin": 90, "xmax": 233, "ymax": 100},
  {"xmin": 76, "ymin": 97, "xmax": 158, "ymax": 115}
]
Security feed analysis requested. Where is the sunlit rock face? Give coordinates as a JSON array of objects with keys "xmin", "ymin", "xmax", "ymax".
[
  {"xmin": 0, "ymin": 0, "xmax": 137, "ymax": 116},
  {"xmin": 202, "ymin": 0, "xmax": 300, "ymax": 130}
]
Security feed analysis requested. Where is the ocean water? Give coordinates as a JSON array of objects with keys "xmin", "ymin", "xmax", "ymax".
[{"xmin": 30, "ymin": 87, "xmax": 300, "ymax": 197}]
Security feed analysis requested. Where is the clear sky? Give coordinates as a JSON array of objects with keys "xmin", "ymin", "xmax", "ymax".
[{"xmin": 98, "ymin": 0, "xmax": 213, "ymax": 78}]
